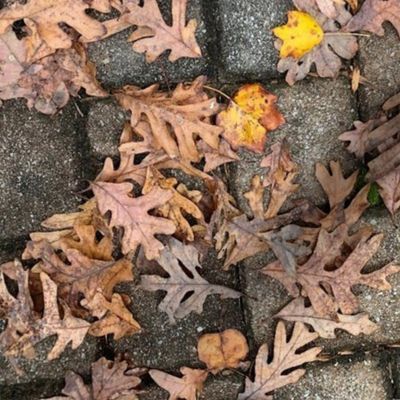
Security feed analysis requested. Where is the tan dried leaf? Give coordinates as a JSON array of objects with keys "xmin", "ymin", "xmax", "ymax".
[
  {"xmin": 142, "ymin": 168, "xmax": 204, "ymax": 241},
  {"xmin": 115, "ymin": 77, "xmax": 222, "ymax": 163},
  {"xmin": 23, "ymin": 240, "xmax": 133, "ymax": 315},
  {"xmin": 239, "ymin": 322, "xmax": 321, "ymax": 400},
  {"xmin": 263, "ymin": 224, "xmax": 400, "ymax": 317},
  {"xmin": 197, "ymin": 329, "xmax": 249, "ymax": 373},
  {"xmin": 46, "ymin": 357, "xmax": 143, "ymax": 400},
  {"xmin": 0, "ymin": 262, "xmax": 90, "ymax": 361},
  {"xmin": 92, "ymin": 181, "xmax": 176, "ymax": 259},
  {"xmin": 315, "ymin": 161, "xmax": 358, "ymax": 208},
  {"xmin": 150, "ymin": 367, "xmax": 208, "ymax": 400},
  {"xmin": 84, "ymin": 293, "xmax": 140, "ymax": 340},
  {"xmin": 0, "ymin": 0, "xmax": 112, "ymax": 51},
  {"xmin": 140, "ymin": 238, "xmax": 241, "ymax": 323},
  {"xmin": 377, "ymin": 168, "xmax": 400, "ymax": 216},
  {"xmin": 276, "ymin": 298, "xmax": 378, "ymax": 339},
  {"xmin": 261, "ymin": 140, "xmax": 299, "ymax": 218}
]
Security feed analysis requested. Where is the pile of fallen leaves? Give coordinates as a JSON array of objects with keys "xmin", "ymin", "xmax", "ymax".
[{"xmin": 1, "ymin": 0, "xmax": 400, "ymax": 399}]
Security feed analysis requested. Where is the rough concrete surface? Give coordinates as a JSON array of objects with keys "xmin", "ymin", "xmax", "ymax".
[{"xmin": 0, "ymin": 0, "xmax": 400, "ymax": 399}]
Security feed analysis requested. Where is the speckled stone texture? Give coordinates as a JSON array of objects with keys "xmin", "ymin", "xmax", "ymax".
[{"xmin": 0, "ymin": 0, "xmax": 400, "ymax": 399}]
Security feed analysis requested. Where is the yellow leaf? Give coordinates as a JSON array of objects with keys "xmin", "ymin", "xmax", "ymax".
[
  {"xmin": 217, "ymin": 84, "xmax": 285, "ymax": 153},
  {"xmin": 273, "ymin": 11, "xmax": 324, "ymax": 59}
]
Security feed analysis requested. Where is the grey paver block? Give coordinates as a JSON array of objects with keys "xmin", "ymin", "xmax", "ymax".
[
  {"xmin": 0, "ymin": 100, "xmax": 87, "ymax": 241},
  {"xmin": 358, "ymin": 25, "xmax": 400, "ymax": 119},
  {"xmin": 275, "ymin": 355, "xmax": 393, "ymax": 400},
  {"xmin": 216, "ymin": 0, "xmax": 292, "ymax": 81},
  {"xmin": 88, "ymin": 0, "xmax": 212, "ymax": 89},
  {"xmin": 86, "ymin": 97, "xmax": 126, "ymax": 158}
]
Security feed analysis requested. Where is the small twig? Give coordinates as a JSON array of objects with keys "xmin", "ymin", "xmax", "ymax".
[
  {"xmin": 203, "ymin": 85, "xmax": 233, "ymax": 102},
  {"xmin": 325, "ymin": 32, "xmax": 371, "ymax": 37}
]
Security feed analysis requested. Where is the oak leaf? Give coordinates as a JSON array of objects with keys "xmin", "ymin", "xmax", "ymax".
[
  {"xmin": 376, "ymin": 168, "xmax": 400, "ymax": 216},
  {"xmin": 0, "ymin": 0, "xmax": 112, "ymax": 51},
  {"xmin": 345, "ymin": 0, "xmax": 400, "ymax": 37},
  {"xmin": 263, "ymin": 224, "xmax": 400, "ymax": 317},
  {"xmin": 140, "ymin": 238, "xmax": 241, "ymax": 323},
  {"xmin": 276, "ymin": 0, "xmax": 358, "ymax": 85},
  {"xmin": 46, "ymin": 357, "xmax": 143, "ymax": 400},
  {"xmin": 198, "ymin": 139, "xmax": 240, "ymax": 173},
  {"xmin": 142, "ymin": 168, "xmax": 204, "ymax": 242},
  {"xmin": 273, "ymin": 11, "xmax": 324, "ymax": 59},
  {"xmin": 197, "ymin": 329, "xmax": 249, "ymax": 373},
  {"xmin": 217, "ymin": 84, "xmax": 285, "ymax": 153},
  {"xmin": 83, "ymin": 293, "xmax": 141, "ymax": 340},
  {"xmin": 92, "ymin": 181, "xmax": 176, "ymax": 259},
  {"xmin": 239, "ymin": 322, "xmax": 321, "ymax": 400},
  {"xmin": 150, "ymin": 367, "xmax": 208, "ymax": 400},
  {"xmin": 0, "ymin": 262, "xmax": 90, "ymax": 361},
  {"xmin": 276, "ymin": 297, "xmax": 378, "ymax": 339},
  {"xmin": 115, "ymin": 77, "xmax": 222, "ymax": 163},
  {"xmin": 23, "ymin": 240, "xmax": 134, "ymax": 315}
]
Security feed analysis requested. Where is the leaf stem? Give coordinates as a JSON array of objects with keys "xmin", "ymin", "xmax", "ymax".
[
  {"xmin": 203, "ymin": 85, "xmax": 233, "ymax": 102},
  {"xmin": 325, "ymin": 32, "xmax": 371, "ymax": 37}
]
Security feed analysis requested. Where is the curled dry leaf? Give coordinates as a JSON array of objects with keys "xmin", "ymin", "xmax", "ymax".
[
  {"xmin": 116, "ymin": 76, "xmax": 222, "ymax": 163},
  {"xmin": 275, "ymin": 0, "xmax": 358, "ymax": 85},
  {"xmin": 217, "ymin": 84, "xmax": 285, "ymax": 153},
  {"xmin": 142, "ymin": 168, "xmax": 204, "ymax": 242},
  {"xmin": 0, "ymin": 262, "xmax": 90, "ymax": 361},
  {"xmin": 83, "ymin": 292, "xmax": 141, "ymax": 340},
  {"xmin": 345, "ymin": 0, "xmax": 400, "ymax": 37},
  {"xmin": 263, "ymin": 224, "xmax": 400, "ymax": 317},
  {"xmin": 45, "ymin": 357, "xmax": 144, "ymax": 400},
  {"xmin": 197, "ymin": 329, "xmax": 249, "ymax": 373},
  {"xmin": 140, "ymin": 238, "xmax": 241, "ymax": 323},
  {"xmin": 239, "ymin": 322, "xmax": 321, "ymax": 400},
  {"xmin": 0, "ymin": 0, "xmax": 113, "ymax": 51},
  {"xmin": 276, "ymin": 297, "xmax": 378, "ymax": 339},
  {"xmin": 23, "ymin": 240, "xmax": 134, "ymax": 316},
  {"xmin": 92, "ymin": 181, "xmax": 176, "ymax": 259},
  {"xmin": 150, "ymin": 367, "xmax": 208, "ymax": 400}
]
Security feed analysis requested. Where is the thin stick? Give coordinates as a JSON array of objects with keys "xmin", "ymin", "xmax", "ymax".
[
  {"xmin": 203, "ymin": 85, "xmax": 233, "ymax": 102},
  {"xmin": 325, "ymin": 32, "xmax": 371, "ymax": 37}
]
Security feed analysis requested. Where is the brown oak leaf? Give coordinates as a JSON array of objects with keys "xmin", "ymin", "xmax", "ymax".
[
  {"xmin": 263, "ymin": 224, "xmax": 400, "ymax": 317},
  {"xmin": 140, "ymin": 238, "xmax": 241, "ymax": 323},
  {"xmin": 150, "ymin": 367, "xmax": 208, "ymax": 400},
  {"xmin": 277, "ymin": 0, "xmax": 358, "ymax": 85},
  {"xmin": 376, "ymin": 168, "xmax": 400, "ymax": 216},
  {"xmin": 0, "ymin": 262, "xmax": 90, "ymax": 361},
  {"xmin": 0, "ymin": 0, "xmax": 113, "ymax": 51},
  {"xmin": 197, "ymin": 329, "xmax": 249, "ymax": 373},
  {"xmin": 92, "ymin": 181, "xmax": 176, "ymax": 259},
  {"xmin": 345, "ymin": 0, "xmax": 400, "ymax": 37},
  {"xmin": 23, "ymin": 240, "xmax": 133, "ymax": 315},
  {"xmin": 239, "ymin": 322, "xmax": 321, "ymax": 400},
  {"xmin": 46, "ymin": 357, "xmax": 144, "ymax": 400},
  {"xmin": 83, "ymin": 292, "xmax": 141, "ymax": 340},
  {"xmin": 276, "ymin": 297, "xmax": 378, "ymax": 339},
  {"xmin": 142, "ymin": 168, "xmax": 204, "ymax": 241},
  {"xmin": 115, "ymin": 77, "xmax": 222, "ymax": 163}
]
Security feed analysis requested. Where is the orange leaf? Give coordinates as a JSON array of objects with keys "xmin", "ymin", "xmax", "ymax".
[{"xmin": 217, "ymin": 84, "xmax": 285, "ymax": 153}]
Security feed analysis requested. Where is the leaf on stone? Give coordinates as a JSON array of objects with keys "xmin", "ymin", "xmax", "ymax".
[
  {"xmin": 23, "ymin": 240, "xmax": 134, "ymax": 315},
  {"xmin": 197, "ymin": 329, "xmax": 249, "ymax": 373},
  {"xmin": 0, "ymin": 262, "xmax": 90, "ymax": 361},
  {"xmin": 92, "ymin": 181, "xmax": 176, "ymax": 259},
  {"xmin": 276, "ymin": 0, "xmax": 358, "ymax": 85},
  {"xmin": 115, "ymin": 77, "xmax": 222, "ymax": 163},
  {"xmin": 239, "ymin": 322, "xmax": 321, "ymax": 400},
  {"xmin": 46, "ymin": 357, "xmax": 143, "ymax": 400},
  {"xmin": 376, "ymin": 168, "xmax": 400, "ymax": 216},
  {"xmin": 273, "ymin": 11, "xmax": 324, "ymax": 59},
  {"xmin": 140, "ymin": 238, "xmax": 241, "ymax": 323},
  {"xmin": 315, "ymin": 161, "xmax": 358, "ymax": 208},
  {"xmin": 261, "ymin": 139, "xmax": 300, "ymax": 218},
  {"xmin": 0, "ymin": 44, "xmax": 107, "ymax": 114},
  {"xmin": 345, "ymin": 0, "xmax": 400, "ymax": 37},
  {"xmin": 263, "ymin": 224, "xmax": 400, "ymax": 317},
  {"xmin": 198, "ymin": 138, "xmax": 240, "ymax": 173},
  {"xmin": 142, "ymin": 168, "xmax": 204, "ymax": 242},
  {"xmin": 0, "ymin": 0, "xmax": 113, "ymax": 51},
  {"xmin": 217, "ymin": 84, "xmax": 285, "ymax": 153},
  {"xmin": 150, "ymin": 367, "xmax": 208, "ymax": 400},
  {"xmin": 83, "ymin": 292, "xmax": 141, "ymax": 340},
  {"xmin": 276, "ymin": 297, "xmax": 378, "ymax": 339}
]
